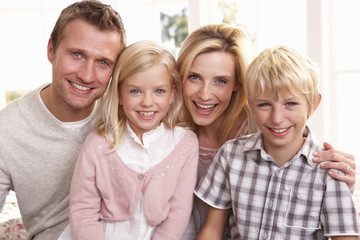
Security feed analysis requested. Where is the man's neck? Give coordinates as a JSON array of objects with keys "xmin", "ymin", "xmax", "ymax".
[{"xmin": 39, "ymin": 86, "xmax": 94, "ymax": 122}]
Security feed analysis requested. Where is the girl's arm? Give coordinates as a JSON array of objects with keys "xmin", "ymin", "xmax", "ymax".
[
  {"xmin": 312, "ymin": 142, "xmax": 356, "ymax": 190},
  {"xmin": 197, "ymin": 206, "xmax": 228, "ymax": 240},
  {"xmin": 69, "ymin": 142, "xmax": 104, "ymax": 240},
  {"xmin": 152, "ymin": 132, "xmax": 199, "ymax": 240}
]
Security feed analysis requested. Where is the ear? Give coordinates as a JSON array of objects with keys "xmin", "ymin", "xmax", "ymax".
[
  {"xmin": 308, "ymin": 93, "xmax": 321, "ymax": 117},
  {"xmin": 312, "ymin": 93, "xmax": 322, "ymax": 112},
  {"xmin": 47, "ymin": 39, "xmax": 54, "ymax": 63}
]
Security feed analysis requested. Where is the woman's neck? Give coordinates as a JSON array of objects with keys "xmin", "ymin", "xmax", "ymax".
[
  {"xmin": 198, "ymin": 125, "xmax": 221, "ymax": 149},
  {"xmin": 197, "ymin": 110, "xmax": 247, "ymax": 149}
]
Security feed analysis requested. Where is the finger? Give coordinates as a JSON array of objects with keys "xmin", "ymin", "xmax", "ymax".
[
  {"xmin": 313, "ymin": 150, "xmax": 355, "ymax": 165},
  {"xmin": 319, "ymin": 162, "xmax": 355, "ymax": 177},
  {"xmin": 323, "ymin": 141, "xmax": 334, "ymax": 150},
  {"xmin": 328, "ymin": 170, "xmax": 355, "ymax": 188}
]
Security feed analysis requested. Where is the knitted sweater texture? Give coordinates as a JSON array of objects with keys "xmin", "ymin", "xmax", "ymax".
[
  {"xmin": 0, "ymin": 86, "xmax": 94, "ymax": 239},
  {"xmin": 70, "ymin": 130, "xmax": 199, "ymax": 240}
]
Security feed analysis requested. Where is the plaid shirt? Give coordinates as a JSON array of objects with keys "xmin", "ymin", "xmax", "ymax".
[{"xmin": 195, "ymin": 126, "xmax": 360, "ymax": 240}]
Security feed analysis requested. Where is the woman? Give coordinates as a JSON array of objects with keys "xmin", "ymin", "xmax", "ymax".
[{"xmin": 177, "ymin": 23, "xmax": 357, "ymax": 239}]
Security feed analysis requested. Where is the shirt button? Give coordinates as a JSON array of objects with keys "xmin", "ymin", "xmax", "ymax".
[
  {"xmin": 138, "ymin": 174, "xmax": 144, "ymax": 180},
  {"xmin": 262, "ymin": 233, "xmax": 267, "ymax": 239},
  {"xmin": 268, "ymin": 201, "xmax": 273, "ymax": 208}
]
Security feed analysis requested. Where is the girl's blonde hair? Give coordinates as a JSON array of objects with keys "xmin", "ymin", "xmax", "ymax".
[
  {"xmin": 177, "ymin": 23, "xmax": 256, "ymax": 145},
  {"xmin": 95, "ymin": 40, "xmax": 184, "ymax": 149},
  {"xmin": 245, "ymin": 45, "xmax": 320, "ymax": 112}
]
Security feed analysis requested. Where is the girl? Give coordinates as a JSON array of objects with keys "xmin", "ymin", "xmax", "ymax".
[{"xmin": 61, "ymin": 40, "xmax": 199, "ymax": 240}]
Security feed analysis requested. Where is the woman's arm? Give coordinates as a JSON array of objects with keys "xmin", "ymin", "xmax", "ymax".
[
  {"xmin": 312, "ymin": 142, "xmax": 356, "ymax": 189},
  {"xmin": 197, "ymin": 206, "xmax": 228, "ymax": 240}
]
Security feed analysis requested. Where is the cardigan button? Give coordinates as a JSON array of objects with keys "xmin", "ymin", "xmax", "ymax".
[{"xmin": 138, "ymin": 174, "xmax": 144, "ymax": 180}]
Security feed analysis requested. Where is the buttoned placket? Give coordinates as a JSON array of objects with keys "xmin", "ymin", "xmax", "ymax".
[{"xmin": 258, "ymin": 167, "xmax": 284, "ymax": 240}]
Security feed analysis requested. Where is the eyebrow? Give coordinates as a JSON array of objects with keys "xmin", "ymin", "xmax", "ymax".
[
  {"xmin": 68, "ymin": 48, "xmax": 116, "ymax": 65},
  {"xmin": 188, "ymin": 70, "xmax": 233, "ymax": 79}
]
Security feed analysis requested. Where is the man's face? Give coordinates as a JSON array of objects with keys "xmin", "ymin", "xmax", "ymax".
[{"xmin": 47, "ymin": 18, "xmax": 122, "ymax": 115}]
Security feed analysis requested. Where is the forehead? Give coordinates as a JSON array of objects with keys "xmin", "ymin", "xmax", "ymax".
[
  {"xmin": 123, "ymin": 65, "xmax": 172, "ymax": 86},
  {"xmin": 59, "ymin": 19, "xmax": 122, "ymax": 61},
  {"xmin": 254, "ymin": 87, "xmax": 305, "ymax": 100},
  {"xmin": 191, "ymin": 51, "xmax": 235, "ymax": 73}
]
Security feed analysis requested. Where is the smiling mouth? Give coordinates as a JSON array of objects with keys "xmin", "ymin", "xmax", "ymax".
[
  {"xmin": 70, "ymin": 81, "xmax": 91, "ymax": 91},
  {"xmin": 271, "ymin": 128, "xmax": 288, "ymax": 133},
  {"xmin": 194, "ymin": 101, "xmax": 217, "ymax": 109},
  {"xmin": 139, "ymin": 111, "xmax": 155, "ymax": 117},
  {"xmin": 268, "ymin": 127, "xmax": 292, "ymax": 135}
]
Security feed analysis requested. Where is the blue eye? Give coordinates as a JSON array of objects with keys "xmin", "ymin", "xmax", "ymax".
[
  {"xmin": 130, "ymin": 89, "xmax": 140, "ymax": 94},
  {"xmin": 286, "ymin": 102, "xmax": 297, "ymax": 106},
  {"xmin": 155, "ymin": 89, "xmax": 165, "ymax": 94},
  {"xmin": 258, "ymin": 103, "xmax": 270, "ymax": 107},
  {"xmin": 73, "ymin": 52, "xmax": 81, "ymax": 58},
  {"xmin": 215, "ymin": 78, "xmax": 227, "ymax": 84},
  {"xmin": 98, "ymin": 60, "xmax": 109, "ymax": 66},
  {"xmin": 188, "ymin": 74, "xmax": 199, "ymax": 80}
]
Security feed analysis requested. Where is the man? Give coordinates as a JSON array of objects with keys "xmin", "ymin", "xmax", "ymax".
[{"xmin": 0, "ymin": 1, "xmax": 126, "ymax": 239}]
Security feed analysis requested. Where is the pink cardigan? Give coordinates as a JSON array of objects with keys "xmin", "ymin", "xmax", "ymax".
[{"xmin": 69, "ymin": 130, "xmax": 199, "ymax": 240}]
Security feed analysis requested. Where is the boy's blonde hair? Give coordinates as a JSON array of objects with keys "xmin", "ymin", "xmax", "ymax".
[
  {"xmin": 177, "ymin": 23, "xmax": 257, "ymax": 145},
  {"xmin": 95, "ymin": 40, "xmax": 183, "ymax": 149},
  {"xmin": 245, "ymin": 45, "xmax": 320, "ymax": 112}
]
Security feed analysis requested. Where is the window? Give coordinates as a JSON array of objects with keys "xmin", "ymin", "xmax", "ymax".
[{"xmin": 1, "ymin": 0, "xmax": 359, "ymax": 176}]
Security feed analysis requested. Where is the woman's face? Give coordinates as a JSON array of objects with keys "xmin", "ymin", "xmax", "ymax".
[{"xmin": 182, "ymin": 51, "xmax": 237, "ymax": 128}]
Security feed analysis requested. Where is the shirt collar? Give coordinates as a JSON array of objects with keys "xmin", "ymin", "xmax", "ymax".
[
  {"xmin": 243, "ymin": 125, "xmax": 319, "ymax": 167},
  {"xmin": 125, "ymin": 121, "xmax": 166, "ymax": 148},
  {"xmin": 296, "ymin": 126, "xmax": 320, "ymax": 167}
]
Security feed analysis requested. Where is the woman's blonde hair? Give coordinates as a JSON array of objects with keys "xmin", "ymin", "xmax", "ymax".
[
  {"xmin": 245, "ymin": 45, "xmax": 320, "ymax": 113},
  {"xmin": 177, "ymin": 23, "xmax": 256, "ymax": 145},
  {"xmin": 95, "ymin": 40, "xmax": 184, "ymax": 149}
]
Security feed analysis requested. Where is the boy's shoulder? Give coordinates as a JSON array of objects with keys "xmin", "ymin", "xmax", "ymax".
[{"xmin": 221, "ymin": 131, "xmax": 262, "ymax": 153}]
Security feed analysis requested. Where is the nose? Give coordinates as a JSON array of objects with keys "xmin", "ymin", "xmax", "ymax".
[
  {"xmin": 197, "ymin": 82, "xmax": 212, "ymax": 101},
  {"xmin": 141, "ymin": 93, "xmax": 154, "ymax": 107},
  {"xmin": 270, "ymin": 106, "xmax": 285, "ymax": 124},
  {"xmin": 77, "ymin": 61, "xmax": 96, "ymax": 83}
]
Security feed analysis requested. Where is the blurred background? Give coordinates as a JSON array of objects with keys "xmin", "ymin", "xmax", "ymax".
[{"xmin": 0, "ymin": 0, "xmax": 359, "ymax": 197}]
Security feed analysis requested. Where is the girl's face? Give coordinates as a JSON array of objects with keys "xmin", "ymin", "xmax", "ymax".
[
  {"xmin": 182, "ymin": 51, "xmax": 237, "ymax": 128},
  {"xmin": 119, "ymin": 64, "xmax": 175, "ymax": 141}
]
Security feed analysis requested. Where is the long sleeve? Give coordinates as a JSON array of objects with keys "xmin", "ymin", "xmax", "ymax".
[
  {"xmin": 69, "ymin": 141, "xmax": 104, "ymax": 240},
  {"xmin": 152, "ymin": 132, "xmax": 199, "ymax": 240},
  {"xmin": 0, "ymin": 162, "xmax": 11, "ymax": 212}
]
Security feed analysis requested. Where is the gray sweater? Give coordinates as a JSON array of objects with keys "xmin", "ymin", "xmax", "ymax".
[{"xmin": 0, "ymin": 85, "xmax": 94, "ymax": 239}]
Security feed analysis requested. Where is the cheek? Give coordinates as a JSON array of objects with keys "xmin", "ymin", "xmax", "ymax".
[
  {"xmin": 182, "ymin": 81, "xmax": 196, "ymax": 99},
  {"xmin": 97, "ymin": 70, "xmax": 113, "ymax": 86},
  {"xmin": 160, "ymin": 97, "xmax": 173, "ymax": 110},
  {"xmin": 217, "ymin": 88, "xmax": 234, "ymax": 105},
  {"xmin": 253, "ymin": 111, "xmax": 266, "ymax": 124}
]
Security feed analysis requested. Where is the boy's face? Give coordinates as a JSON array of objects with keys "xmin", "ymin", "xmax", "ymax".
[{"xmin": 252, "ymin": 89, "xmax": 312, "ymax": 158}]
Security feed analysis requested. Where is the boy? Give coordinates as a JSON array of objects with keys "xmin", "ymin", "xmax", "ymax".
[{"xmin": 195, "ymin": 46, "xmax": 360, "ymax": 239}]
